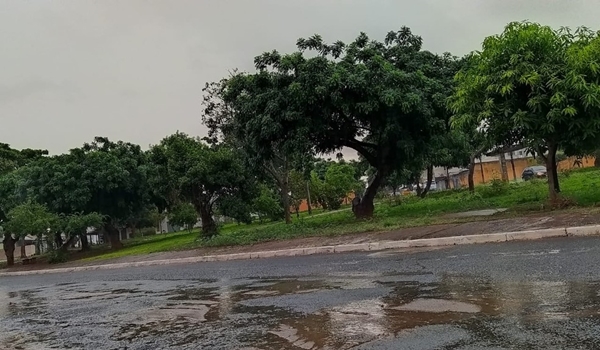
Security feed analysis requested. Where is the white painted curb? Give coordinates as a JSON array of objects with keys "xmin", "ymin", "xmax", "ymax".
[{"xmin": 1, "ymin": 224, "xmax": 598, "ymax": 277}]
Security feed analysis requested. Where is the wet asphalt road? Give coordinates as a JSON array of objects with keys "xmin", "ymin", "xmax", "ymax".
[{"xmin": 2, "ymin": 236, "xmax": 600, "ymax": 349}]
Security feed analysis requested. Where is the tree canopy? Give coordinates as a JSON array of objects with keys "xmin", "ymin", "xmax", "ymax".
[
  {"xmin": 222, "ymin": 28, "xmax": 458, "ymax": 217},
  {"xmin": 202, "ymin": 78, "xmax": 314, "ymax": 224},
  {"xmin": 149, "ymin": 132, "xmax": 255, "ymax": 237},
  {"xmin": 26, "ymin": 137, "xmax": 150, "ymax": 248},
  {"xmin": 451, "ymin": 21, "xmax": 600, "ymax": 201},
  {"xmin": 4, "ymin": 202, "xmax": 58, "ymax": 239}
]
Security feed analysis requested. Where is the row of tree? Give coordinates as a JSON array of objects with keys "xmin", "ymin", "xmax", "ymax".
[
  {"xmin": 0, "ymin": 136, "xmax": 361, "ymax": 265},
  {"xmin": 208, "ymin": 21, "xmax": 600, "ymax": 214},
  {"xmin": 3, "ymin": 21, "xmax": 600, "ymax": 265}
]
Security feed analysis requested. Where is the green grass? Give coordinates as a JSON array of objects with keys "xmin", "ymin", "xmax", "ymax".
[{"xmin": 82, "ymin": 167, "xmax": 600, "ymax": 262}]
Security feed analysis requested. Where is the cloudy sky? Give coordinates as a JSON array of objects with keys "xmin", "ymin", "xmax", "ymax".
[{"xmin": 1, "ymin": 0, "xmax": 599, "ymax": 155}]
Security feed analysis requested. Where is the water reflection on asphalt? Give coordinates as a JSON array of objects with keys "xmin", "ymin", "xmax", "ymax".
[{"xmin": 2, "ymin": 273, "xmax": 600, "ymax": 349}]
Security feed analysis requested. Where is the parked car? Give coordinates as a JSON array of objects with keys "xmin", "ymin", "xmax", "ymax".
[{"xmin": 522, "ymin": 165, "xmax": 547, "ymax": 181}]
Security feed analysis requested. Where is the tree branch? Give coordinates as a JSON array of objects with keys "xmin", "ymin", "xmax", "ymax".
[
  {"xmin": 262, "ymin": 161, "xmax": 284, "ymax": 185},
  {"xmin": 343, "ymin": 139, "xmax": 378, "ymax": 166}
]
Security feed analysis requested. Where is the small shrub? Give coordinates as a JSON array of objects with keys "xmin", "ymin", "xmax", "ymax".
[
  {"xmin": 48, "ymin": 250, "xmax": 69, "ymax": 264},
  {"xmin": 479, "ymin": 178, "xmax": 509, "ymax": 198},
  {"xmin": 465, "ymin": 191, "xmax": 483, "ymax": 201}
]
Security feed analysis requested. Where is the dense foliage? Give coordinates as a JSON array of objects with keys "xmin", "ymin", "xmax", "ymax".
[
  {"xmin": 3, "ymin": 21, "xmax": 600, "ymax": 266},
  {"xmin": 451, "ymin": 22, "xmax": 600, "ymax": 201}
]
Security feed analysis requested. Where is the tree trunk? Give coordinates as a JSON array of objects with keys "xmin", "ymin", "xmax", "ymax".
[
  {"xmin": 104, "ymin": 222, "xmax": 123, "ymax": 250},
  {"xmin": 415, "ymin": 182, "xmax": 423, "ymax": 197},
  {"xmin": 35, "ymin": 236, "xmax": 41, "ymax": 256},
  {"xmin": 419, "ymin": 165, "xmax": 434, "ymax": 198},
  {"xmin": 392, "ymin": 187, "xmax": 397, "ymax": 196},
  {"xmin": 3, "ymin": 235, "xmax": 16, "ymax": 266},
  {"xmin": 19, "ymin": 236, "xmax": 26, "ymax": 258},
  {"xmin": 353, "ymin": 170, "xmax": 385, "ymax": 218},
  {"xmin": 445, "ymin": 167, "xmax": 451, "ymax": 189},
  {"xmin": 546, "ymin": 143, "xmax": 559, "ymax": 203},
  {"xmin": 80, "ymin": 233, "xmax": 89, "ymax": 251},
  {"xmin": 280, "ymin": 178, "xmax": 291, "ymax": 224},
  {"xmin": 468, "ymin": 155, "xmax": 476, "ymax": 193},
  {"xmin": 552, "ymin": 157, "xmax": 560, "ymax": 193},
  {"xmin": 54, "ymin": 232, "xmax": 63, "ymax": 250},
  {"xmin": 59, "ymin": 234, "xmax": 78, "ymax": 252},
  {"xmin": 510, "ymin": 152, "xmax": 517, "ymax": 181},
  {"xmin": 198, "ymin": 203, "xmax": 217, "ymax": 238},
  {"xmin": 306, "ymin": 182, "xmax": 312, "ymax": 215},
  {"xmin": 129, "ymin": 223, "xmax": 136, "ymax": 239},
  {"xmin": 479, "ymin": 157, "xmax": 485, "ymax": 184},
  {"xmin": 499, "ymin": 152, "xmax": 509, "ymax": 182}
]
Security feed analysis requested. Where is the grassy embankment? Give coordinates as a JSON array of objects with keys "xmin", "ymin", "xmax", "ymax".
[{"xmin": 85, "ymin": 167, "xmax": 600, "ymax": 261}]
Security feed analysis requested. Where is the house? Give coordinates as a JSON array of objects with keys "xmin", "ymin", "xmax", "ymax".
[{"xmin": 433, "ymin": 168, "xmax": 470, "ymax": 190}]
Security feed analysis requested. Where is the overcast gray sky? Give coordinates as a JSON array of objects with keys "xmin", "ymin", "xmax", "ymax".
[{"xmin": 1, "ymin": 0, "xmax": 599, "ymax": 155}]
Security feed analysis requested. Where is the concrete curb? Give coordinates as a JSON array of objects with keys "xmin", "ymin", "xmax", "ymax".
[{"xmin": 1, "ymin": 224, "xmax": 598, "ymax": 277}]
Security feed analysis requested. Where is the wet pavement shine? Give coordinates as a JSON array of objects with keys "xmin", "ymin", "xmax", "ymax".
[{"xmin": 2, "ymin": 237, "xmax": 600, "ymax": 349}]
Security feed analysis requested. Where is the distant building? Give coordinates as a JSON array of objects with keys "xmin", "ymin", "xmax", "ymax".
[{"xmin": 425, "ymin": 148, "xmax": 595, "ymax": 190}]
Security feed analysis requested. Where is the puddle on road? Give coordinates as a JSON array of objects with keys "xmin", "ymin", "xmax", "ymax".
[
  {"xmin": 3, "ymin": 275, "xmax": 600, "ymax": 349},
  {"xmin": 242, "ymin": 276, "xmax": 600, "ymax": 349},
  {"xmin": 392, "ymin": 298, "xmax": 481, "ymax": 313},
  {"xmin": 237, "ymin": 279, "xmax": 337, "ymax": 298}
]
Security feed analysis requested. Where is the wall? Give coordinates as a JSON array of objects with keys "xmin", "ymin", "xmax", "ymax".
[
  {"xmin": 557, "ymin": 156, "xmax": 595, "ymax": 170},
  {"xmin": 290, "ymin": 156, "xmax": 597, "ymax": 210},
  {"xmin": 473, "ymin": 157, "xmax": 533, "ymax": 184},
  {"xmin": 294, "ymin": 192, "xmax": 355, "ymax": 213},
  {"xmin": 473, "ymin": 155, "xmax": 596, "ymax": 185}
]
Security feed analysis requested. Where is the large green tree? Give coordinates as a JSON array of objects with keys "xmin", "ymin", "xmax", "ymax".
[
  {"xmin": 451, "ymin": 22, "xmax": 600, "ymax": 201},
  {"xmin": 149, "ymin": 133, "xmax": 255, "ymax": 237},
  {"xmin": 27, "ymin": 137, "xmax": 150, "ymax": 249},
  {"xmin": 202, "ymin": 79, "xmax": 313, "ymax": 224},
  {"xmin": 0, "ymin": 146, "xmax": 47, "ymax": 264},
  {"xmin": 222, "ymin": 29, "xmax": 454, "ymax": 218},
  {"xmin": 0, "ymin": 144, "xmax": 47, "ymax": 221},
  {"xmin": 4, "ymin": 202, "xmax": 59, "ymax": 264}
]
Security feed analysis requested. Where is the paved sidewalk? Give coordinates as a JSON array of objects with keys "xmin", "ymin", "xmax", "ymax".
[{"xmin": 3, "ymin": 210, "xmax": 600, "ymax": 276}]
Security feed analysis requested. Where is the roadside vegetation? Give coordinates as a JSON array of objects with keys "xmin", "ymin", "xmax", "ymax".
[
  {"xmin": 4, "ymin": 21, "xmax": 600, "ymax": 267},
  {"xmin": 81, "ymin": 167, "xmax": 600, "ymax": 262}
]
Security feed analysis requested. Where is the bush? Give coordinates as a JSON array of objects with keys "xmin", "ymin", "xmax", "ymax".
[
  {"xmin": 479, "ymin": 178, "xmax": 509, "ymax": 198},
  {"xmin": 48, "ymin": 249, "xmax": 69, "ymax": 264}
]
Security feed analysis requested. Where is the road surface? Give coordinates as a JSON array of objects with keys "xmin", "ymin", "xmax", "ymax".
[{"xmin": 2, "ymin": 236, "xmax": 600, "ymax": 349}]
